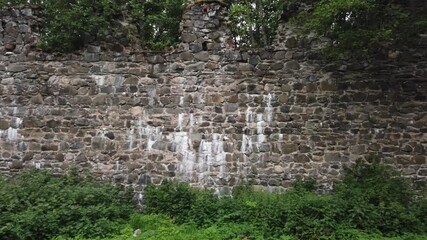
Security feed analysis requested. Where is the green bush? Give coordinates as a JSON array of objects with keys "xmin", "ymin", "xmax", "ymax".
[
  {"xmin": 143, "ymin": 180, "xmax": 197, "ymax": 224},
  {"xmin": 333, "ymin": 160, "xmax": 426, "ymax": 235},
  {"xmin": 228, "ymin": 0, "xmax": 287, "ymax": 47},
  {"xmin": 1, "ymin": 161, "xmax": 426, "ymax": 240},
  {"xmin": 128, "ymin": 214, "xmax": 266, "ymax": 240},
  {"xmin": 0, "ymin": 169, "xmax": 134, "ymax": 240},
  {"xmin": 295, "ymin": 0, "xmax": 427, "ymax": 58},
  {"xmin": 0, "ymin": 0, "xmax": 185, "ymax": 52},
  {"xmin": 142, "ymin": 161, "xmax": 426, "ymax": 240}
]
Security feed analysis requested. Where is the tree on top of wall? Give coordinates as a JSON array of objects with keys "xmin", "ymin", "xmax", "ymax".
[{"xmin": 0, "ymin": 0, "xmax": 186, "ymax": 52}]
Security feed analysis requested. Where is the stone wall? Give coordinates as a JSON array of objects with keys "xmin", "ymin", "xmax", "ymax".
[{"xmin": 1, "ymin": 3, "xmax": 426, "ymax": 195}]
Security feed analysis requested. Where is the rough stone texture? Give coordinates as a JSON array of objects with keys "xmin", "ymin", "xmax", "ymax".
[{"xmin": 0, "ymin": 3, "xmax": 426, "ymax": 194}]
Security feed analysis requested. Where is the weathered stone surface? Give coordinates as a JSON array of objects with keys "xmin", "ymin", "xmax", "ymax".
[
  {"xmin": 285, "ymin": 37, "xmax": 298, "ymax": 48},
  {"xmin": 0, "ymin": 120, "xmax": 9, "ymax": 130},
  {"xmin": 285, "ymin": 60, "xmax": 300, "ymax": 70},
  {"xmin": 274, "ymin": 51, "xmax": 287, "ymax": 60},
  {"xmin": 194, "ymin": 51, "xmax": 209, "ymax": 61},
  {"xmin": 0, "ymin": 3, "xmax": 425, "ymax": 194},
  {"xmin": 281, "ymin": 144, "xmax": 298, "ymax": 154},
  {"xmin": 11, "ymin": 160, "xmax": 24, "ymax": 169},
  {"xmin": 324, "ymin": 152, "xmax": 341, "ymax": 162},
  {"xmin": 181, "ymin": 33, "xmax": 197, "ymax": 43},
  {"xmin": 180, "ymin": 52, "xmax": 194, "ymax": 61},
  {"xmin": 7, "ymin": 64, "xmax": 27, "ymax": 72}
]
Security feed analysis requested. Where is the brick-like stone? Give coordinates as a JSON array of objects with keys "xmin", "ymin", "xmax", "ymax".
[
  {"xmin": 324, "ymin": 152, "xmax": 341, "ymax": 162},
  {"xmin": 7, "ymin": 64, "xmax": 27, "ymax": 72},
  {"xmin": 285, "ymin": 60, "xmax": 300, "ymax": 70}
]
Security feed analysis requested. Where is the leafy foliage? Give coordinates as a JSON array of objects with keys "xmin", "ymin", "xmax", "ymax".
[
  {"xmin": 141, "ymin": 161, "xmax": 427, "ymax": 240},
  {"xmin": 0, "ymin": 0, "xmax": 185, "ymax": 52},
  {"xmin": 137, "ymin": 0, "xmax": 186, "ymax": 50},
  {"xmin": 333, "ymin": 160, "xmax": 426, "ymax": 235},
  {"xmin": 0, "ymin": 161, "xmax": 426, "ymax": 240},
  {"xmin": 228, "ymin": 0, "xmax": 287, "ymax": 47},
  {"xmin": 296, "ymin": 0, "xmax": 427, "ymax": 58},
  {"xmin": 143, "ymin": 180, "xmax": 197, "ymax": 224},
  {"xmin": 0, "ymin": 169, "xmax": 134, "ymax": 240}
]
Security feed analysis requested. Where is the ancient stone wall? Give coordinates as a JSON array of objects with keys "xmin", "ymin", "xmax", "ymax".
[{"xmin": 1, "ymin": 3, "xmax": 426, "ymax": 194}]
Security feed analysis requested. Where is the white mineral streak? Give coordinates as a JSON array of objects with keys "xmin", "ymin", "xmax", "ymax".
[
  {"xmin": 264, "ymin": 93, "xmax": 274, "ymax": 123},
  {"xmin": 173, "ymin": 131, "xmax": 195, "ymax": 181},
  {"xmin": 241, "ymin": 108, "xmax": 254, "ymax": 153},
  {"xmin": 189, "ymin": 113, "xmax": 195, "ymax": 134},
  {"xmin": 179, "ymin": 96, "xmax": 184, "ymax": 106},
  {"xmin": 129, "ymin": 111, "xmax": 231, "ymax": 185},
  {"xmin": 0, "ymin": 117, "xmax": 22, "ymax": 142},
  {"xmin": 198, "ymin": 133, "xmax": 226, "ymax": 185},
  {"xmin": 256, "ymin": 113, "xmax": 265, "ymax": 143},
  {"xmin": 137, "ymin": 113, "xmax": 163, "ymax": 151},
  {"xmin": 241, "ymin": 94, "xmax": 274, "ymax": 153},
  {"xmin": 93, "ymin": 75, "xmax": 105, "ymax": 86},
  {"xmin": 128, "ymin": 128, "xmax": 135, "ymax": 149},
  {"xmin": 177, "ymin": 113, "xmax": 184, "ymax": 131}
]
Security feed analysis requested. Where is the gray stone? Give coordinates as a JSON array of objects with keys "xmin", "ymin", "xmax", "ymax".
[
  {"xmin": 7, "ymin": 64, "xmax": 27, "ymax": 72},
  {"xmin": 84, "ymin": 53, "xmax": 100, "ymax": 62},
  {"xmin": 238, "ymin": 63, "xmax": 253, "ymax": 71},
  {"xmin": 186, "ymin": 62, "xmax": 205, "ymax": 71},
  {"xmin": 5, "ymin": 43, "xmax": 15, "ymax": 51},
  {"xmin": 181, "ymin": 33, "xmax": 197, "ymax": 43},
  {"xmin": 76, "ymin": 153, "xmax": 87, "ymax": 162},
  {"xmin": 190, "ymin": 43, "xmax": 203, "ymax": 52},
  {"xmin": 30, "ymin": 94, "xmax": 43, "ymax": 104},
  {"xmin": 248, "ymin": 55, "xmax": 260, "ymax": 65},
  {"xmin": 11, "ymin": 160, "xmax": 24, "ymax": 169},
  {"xmin": 194, "ymin": 51, "xmax": 209, "ymax": 61},
  {"xmin": 87, "ymin": 45, "xmax": 101, "ymax": 53},
  {"xmin": 152, "ymin": 141, "xmax": 167, "ymax": 151},
  {"xmin": 224, "ymin": 103, "xmax": 238, "ymax": 112},
  {"xmin": 350, "ymin": 145, "xmax": 366, "ymax": 154},
  {"xmin": 271, "ymin": 62, "xmax": 284, "ymax": 70},
  {"xmin": 208, "ymin": 31, "xmax": 221, "ymax": 40},
  {"xmin": 295, "ymin": 154, "xmax": 310, "ymax": 163},
  {"xmin": 0, "ymin": 120, "xmax": 9, "ymax": 130},
  {"xmin": 282, "ymin": 144, "xmax": 298, "ymax": 154},
  {"xmin": 180, "ymin": 52, "xmax": 194, "ymax": 61},
  {"xmin": 104, "ymin": 131, "xmax": 115, "ymax": 139},
  {"xmin": 285, "ymin": 37, "xmax": 298, "ymax": 48},
  {"xmin": 92, "ymin": 137, "xmax": 104, "ymax": 149},
  {"xmin": 285, "ymin": 61, "xmax": 300, "ymax": 70},
  {"xmin": 320, "ymin": 79, "xmax": 337, "ymax": 91},
  {"xmin": 147, "ymin": 55, "xmax": 165, "ymax": 64},
  {"xmin": 274, "ymin": 51, "xmax": 287, "ymax": 60},
  {"xmin": 324, "ymin": 152, "xmax": 341, "ymax": 162}
]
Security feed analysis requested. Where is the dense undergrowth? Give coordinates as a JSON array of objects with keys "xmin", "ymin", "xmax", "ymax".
[{"xmin": 0, "ymin": 161, "xmax": 426, "ymax": 240}]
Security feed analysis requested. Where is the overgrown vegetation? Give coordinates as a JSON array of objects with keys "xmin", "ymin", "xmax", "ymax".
[
  {"xmin": 295, "ymin": 0, "xmax": 427, "ymax": 59},
  {"xmin": 2, "ymin": 0, "xmax": 426, "ymax": 56},
  {"xmin": 228, "ymin": 0, "xmax": 287, "ymax": 47},
  {"xmin": 0, "ymin": 161, "xmax": 426, "ymax": 239},
  {"xmin": 0, "ymin": 168, "xmax": 134, "ymax": 240},
  {"xmin": 229, "ymin": 0, "xmax": 427, "ymax": 57},
  {"xmin": 0, "ymin": 0, "xmax": 185, "ymax": 52}
]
